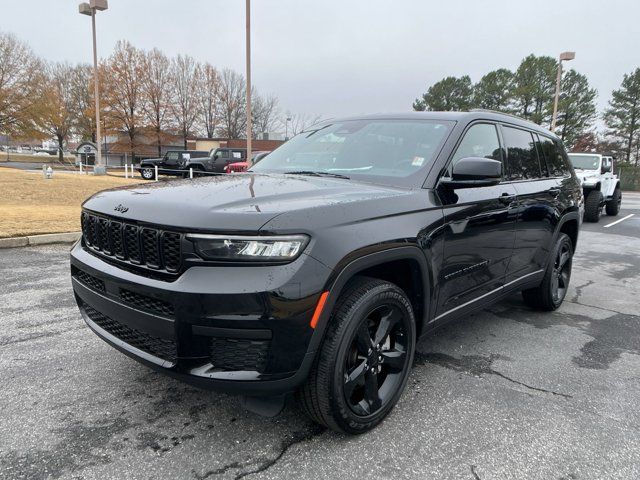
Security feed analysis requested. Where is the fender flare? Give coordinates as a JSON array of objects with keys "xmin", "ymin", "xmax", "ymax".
[
  {"xmin": 551, "ymin": 211, "xmax": 581, "ymax": 251},
  {"xmin": 306, "ymin": 246, "xmax": 432, "ymax": 354},
  {"xmin": 186, "ymin": 162, "xmax": 207, "ymax": 171}
]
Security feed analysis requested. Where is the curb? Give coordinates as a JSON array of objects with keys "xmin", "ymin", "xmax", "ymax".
[{"xmin": 0, "ymin": 232, "xmax": 81, "ymax": 249}]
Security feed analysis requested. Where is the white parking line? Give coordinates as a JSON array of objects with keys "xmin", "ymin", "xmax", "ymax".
[{"xmin": 604, "ymin": 213, "xmax": 635, "ymax": 228}]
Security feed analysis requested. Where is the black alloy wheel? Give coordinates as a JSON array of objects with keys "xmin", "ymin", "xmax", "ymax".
[
  {"xmin": 551, "ymin": 241, "xmax": 572, "ymax": 304},
  {"xmin": 297, "ymin": 277, "xmax": 416, "ymax": 434},
  {"xmin": 522, "ymin": 233, "xmax": 573, "ymax": 311},
  {"xmin": 343, "ymin": 304, "xmax": 409, "ymax": 416}
]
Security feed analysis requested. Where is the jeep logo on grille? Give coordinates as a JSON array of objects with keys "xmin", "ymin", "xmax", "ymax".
[{"xmin": 114, "ymin": 204, "xmax": 129, "ymax": 213}]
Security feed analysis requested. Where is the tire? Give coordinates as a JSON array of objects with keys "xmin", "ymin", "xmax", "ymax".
[
  {"xmin": 584, "ymin": 190, "xmax": 603, "ymax": 222},
  {"xmin": 140, "ymin": 167, "xmax": 155, "ymax": 180},
  {"xmin": 192, "ymin": 167, "xmax": 207, "ymax": 177},
  {"xmin": 605, "ymin": 188, "xmax": 621, "ymax": 216},
  {"xmin": 522, "ymin": 233, "xmax": 573, "ymax": 311},
  {"xmin": 297, "ymin": 277, "xmax": 416, "ymax": 434}
]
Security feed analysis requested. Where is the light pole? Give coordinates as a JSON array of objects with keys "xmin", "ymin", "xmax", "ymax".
[
  {"xmin": 245, "ymin": 0, "xmax": 252, "ymax": 163},
  {"xmin": 551, "ymin": 51, "xmax": 575, "ymax": 132},
  {"xmin": 79, "ymin": 0, "xmax": 108, "ymax": 175},
  {"xmin": 285, "ymin": 116, "xmax": 291, "ymax": 140}
]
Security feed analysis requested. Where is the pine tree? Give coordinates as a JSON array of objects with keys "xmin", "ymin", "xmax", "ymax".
[
  {"xmin": 413, "ymin": 76, "xmax": 473, "ymax": 112},
  {"xmin": 556, "ymin": 70, "xmax": 597, "ymax": 148},
  {"xmin": 604, "ymin": 68, "xmax": 640, "ymax": 164},
  {"xmin": 472, "ymin": 68, "xmax": 515, "ymax": 112}
]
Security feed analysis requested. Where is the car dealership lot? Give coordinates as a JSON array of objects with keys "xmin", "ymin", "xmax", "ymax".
[{"xmin": 1, "ymin": 193, "xmax": 639, "ymax": 480}]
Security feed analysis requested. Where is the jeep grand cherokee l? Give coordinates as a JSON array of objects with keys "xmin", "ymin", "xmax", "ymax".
[{"xmin": 70, "ymin": 111, "xmax": 582, "ymax": 434}]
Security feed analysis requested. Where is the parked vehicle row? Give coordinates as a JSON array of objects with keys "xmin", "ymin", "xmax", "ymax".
[
  {"xmin": 138, "ymin": 148, "xmax": 271, "ymax": 180},
  {"xmin": 71, "ymin": 110, "xmax": 582, "ymax": 434}
]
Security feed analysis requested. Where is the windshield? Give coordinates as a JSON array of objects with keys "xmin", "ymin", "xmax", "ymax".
[
  {"xmin": 568, "ymin": 154, "xmax": 600, "ymax": 170},
  {"xmin": 251, "ymin": 119, "xmax": 453, "ymax": 186}
]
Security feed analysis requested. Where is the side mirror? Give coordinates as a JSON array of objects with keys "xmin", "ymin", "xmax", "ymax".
[{"xmin": 440, "ymin": 157, "xmax": 502, "ymax": 189}]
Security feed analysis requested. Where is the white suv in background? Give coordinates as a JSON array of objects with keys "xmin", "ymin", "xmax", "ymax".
[{"xmin": 568, "ymin": 153, "xmax": 621, "ymax": 222}]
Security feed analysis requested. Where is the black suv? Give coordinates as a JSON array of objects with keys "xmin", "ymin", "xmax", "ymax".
[
  {"xmin": 71, "ymin": 112, "xmax": 582, "ymax": 434},
  {"xmin": 139, "ymin": 150, "xmax": 209, "ymax": 180}
]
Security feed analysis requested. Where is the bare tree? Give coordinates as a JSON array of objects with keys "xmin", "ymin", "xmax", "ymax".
[
  {"xmin": 217, "ymin": 68, "xmax": 246, "ymax": 139},
  {"xmin": 196, "ymin": 63, "xmax": 220, "ymax": 139},
  {"xmin": 288, "ymin": 112, "xmax": 322, "ymax": 136},
  {"xmin": 0, "ymin": 32, "xmax": 44, "ymax": 137},
  {"xmin": 170, "ymin": 55, "xmax": 200, "ymax": 148},
  {"xmin": 67, "ymin": 64, "xmax": 95, "ymax": 142},
  {"xmin": 252, "ymin": 92, "xmax": 279, "ymax": 138},
  {"xmin": 101, "ymin": 40, "xmax": 145, "ymax": 161},
  {"xmin": 141, "ymin": 48, "xmax": 171, "ymax": 156},
  {"xmin": 36, "ymin": 63, "xmax": 75, "ymax": 164}
]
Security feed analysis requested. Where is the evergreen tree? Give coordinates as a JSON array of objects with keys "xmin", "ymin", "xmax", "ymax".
[
  {"xmin": 556, "ymin": 70, "xmax": 597, "ymax": 148},
  {"xmin": 473, "ymin": 68, "xmax": 515, "ymax": 112},
  {"xmin": 604, "ymin": 68, "xmax": 640, "ymax": 164},
  {"xmin": 512, "ymin": 55, "xmax": 557, "ymax": 125},
  {"xmin": 413, "ymin": 76, "xmax": 473, "ymax": 111}
]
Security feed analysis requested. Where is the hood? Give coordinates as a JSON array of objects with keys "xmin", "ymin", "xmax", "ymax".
[
  {"xmin": 573, "ymin": 168, "xmax": 598, "ymax": 175},
  {"xmin": 82, "ymin": 173, "xmax": 417, "ymax": 232},
  {"xmin": 142, "ymin": 157, "xmax": 163, "ymax": 164}
]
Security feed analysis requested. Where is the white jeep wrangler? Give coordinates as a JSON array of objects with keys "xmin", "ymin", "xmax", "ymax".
[{"xmin": 567, "ymin": 153, "xmax": 622, "ymax": 222}]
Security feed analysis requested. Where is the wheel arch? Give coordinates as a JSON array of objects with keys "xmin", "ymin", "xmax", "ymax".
[
  {"xmin": 554, "ymin": 212, "xmax": 580, "ymax": 252},
  {"xmin": 308, "ymin": 246, "xmax": 433, "ymax": 353}
]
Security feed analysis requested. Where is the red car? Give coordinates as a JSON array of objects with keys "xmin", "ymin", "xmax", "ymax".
[{"xmin": 224, "ymin": 151, "xmax": 270, "ymax": 173}]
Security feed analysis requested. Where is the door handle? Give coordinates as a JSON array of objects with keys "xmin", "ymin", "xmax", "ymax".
[
  {"xmin": 499, "ymin": 193, "xmax": 516, "ymax": 205},
  {"xmin": 548, "ymin": 188, "xmax": 561, "ymax": 198}
]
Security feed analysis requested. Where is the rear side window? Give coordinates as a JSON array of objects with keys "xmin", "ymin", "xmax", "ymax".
[
  {"xmin": 502, "ymin": 126, "xmax": 541, "ymax": 180},
  {"xmin": 538, "ymin": 136, "xmax": 569, "ymax": 177},
  {"xmin": 449, "ymin": 123, "xmax": 502, "ymax": 174}
]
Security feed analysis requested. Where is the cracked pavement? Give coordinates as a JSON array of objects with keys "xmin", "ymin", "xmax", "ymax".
[{"xmin": 1, "ymin": 193, "xmax": 640, "ymax": 479}]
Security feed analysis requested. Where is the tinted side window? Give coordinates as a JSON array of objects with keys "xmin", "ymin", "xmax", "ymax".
[
  {"xmin": 502, "ymin": 126, "xmax": 540, "ymax": 180},
  {"xmin": 450, "ymin": 123, "xmax": 502, "ymax": 173},
  {"xmin": 166, "ymin": 152, "xmax": 179, "ymax": 161},
  {"xmin": 533, "ymin": 134, "xmax": 549, "ymax": 177},
  {"xmin": 539, "ymin": 136, "xmax": 569, "ymax": 177}
]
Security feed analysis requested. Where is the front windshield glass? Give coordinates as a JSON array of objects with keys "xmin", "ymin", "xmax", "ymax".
[
  {"xmin": 251, "ymin": 119, "xmax": 453, "ymax": 185},
  {"xmin": 568, "ymin": 154, "xmax": 600, "ymax": 170}
]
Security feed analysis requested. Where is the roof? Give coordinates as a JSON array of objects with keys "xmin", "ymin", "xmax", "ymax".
[{"xmin": 322, "ymin": 111, "xmax": 558, "ymax": 139}]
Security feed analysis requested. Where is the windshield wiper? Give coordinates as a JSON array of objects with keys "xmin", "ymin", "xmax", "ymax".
[{"xmin": 284, "ymin": 170, "xmax": 350, "ymax": 179}]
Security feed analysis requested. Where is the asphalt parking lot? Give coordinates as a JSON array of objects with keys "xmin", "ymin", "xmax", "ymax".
[{"xmin": 1, "ymin": 193, "xmax": 639, "ymax": 480}]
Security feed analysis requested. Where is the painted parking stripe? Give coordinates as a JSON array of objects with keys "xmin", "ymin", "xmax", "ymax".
[{"xmin": 604, "ymin": 214, "xmax": 635, "ymax": 228}]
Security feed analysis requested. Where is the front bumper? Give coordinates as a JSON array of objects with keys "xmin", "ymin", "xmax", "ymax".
[{"xmin": 70, "ymin": 242, "xmax": 331, "ymax": 395}]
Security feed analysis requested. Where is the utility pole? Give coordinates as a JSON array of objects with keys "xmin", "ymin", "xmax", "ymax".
[
  {"xmin": 79, "ymin": 0, "xmax": 109, "ymax": 174},
  {"xmin": 551, "ymin": 51, "xmax": 575, "ymax": 132},
  {"xmin": 245, "ymin": 0, "xmax": 252, "ymax": 162}
]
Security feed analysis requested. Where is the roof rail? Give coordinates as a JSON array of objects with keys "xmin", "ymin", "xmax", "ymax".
[{"xmin": 469, "ymin": 108, "xmax": 530, "ymax": 122}]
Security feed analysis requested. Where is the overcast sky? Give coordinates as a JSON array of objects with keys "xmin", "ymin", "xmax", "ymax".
[{"xmin": 4, "ymin": 0, "xmax": 639, "ymax": 122}]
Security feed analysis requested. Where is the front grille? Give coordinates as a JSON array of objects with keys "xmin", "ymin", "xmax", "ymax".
[
  {"xmin": 83, "ymin": 304, "xmax": 177, "ymax": 362},
  {"xmin": 210, "ymin": 338, "xmax": 270, "ymax": 373},
  {"xmin": 81, "ymin": 211, "xmax": 182, "ymax": 274},
  {"xmin": 120, "ymin": 289, "xmax": 174, "ymax": 317},
  {"xmin": 73, "ymin": 269, "xmax": 105, "ymax": 293}
]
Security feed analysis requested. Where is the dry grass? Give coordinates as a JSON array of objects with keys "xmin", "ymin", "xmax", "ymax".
[
  {"xmin": 0, "ymin": 167, "xmax": 143, "ymax": 238},
  {"xmin": 0, "ymin": 152, "xmax": 76, "ymax": 163}
]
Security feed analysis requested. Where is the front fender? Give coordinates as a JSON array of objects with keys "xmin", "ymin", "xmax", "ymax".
[{"xmin": 306, "ymin": 246, "xmax": 433, "ymax": 354}]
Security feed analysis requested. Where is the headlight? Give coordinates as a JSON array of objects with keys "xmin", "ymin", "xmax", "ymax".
[{"xmin": 186, "ymin": 234, "xmax": 309, "ymax": 262}]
